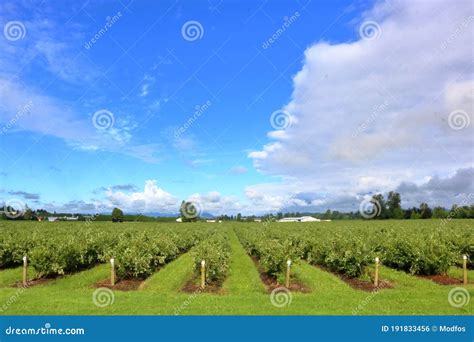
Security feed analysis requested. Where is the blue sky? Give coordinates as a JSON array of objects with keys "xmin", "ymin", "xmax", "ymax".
[{"xmin": 0, "ymin": 0, "xmax": 473, "ymax": 215}]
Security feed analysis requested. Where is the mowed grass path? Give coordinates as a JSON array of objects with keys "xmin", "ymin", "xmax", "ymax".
[{"xmin": 0, "ymin": 228, "xmax": 472, "ymax": 315}]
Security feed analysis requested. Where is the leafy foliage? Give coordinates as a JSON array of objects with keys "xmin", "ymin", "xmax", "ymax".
[{"xmin": 192, "ymin": 232, "xmax": 231, "ymax": 283}]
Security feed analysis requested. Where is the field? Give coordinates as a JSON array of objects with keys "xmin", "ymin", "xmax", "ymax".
[{"xmin": 0, "ymin": 220, "xmax": 473, "ymax": 315}]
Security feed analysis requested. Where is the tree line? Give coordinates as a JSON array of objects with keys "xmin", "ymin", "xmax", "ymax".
[{"xmin": 1, "ymin": 193, "xmax": 473, "ymax": 221}]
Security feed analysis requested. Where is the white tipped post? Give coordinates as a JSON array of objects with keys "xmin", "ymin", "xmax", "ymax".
[
  {"xmin": 285, "ymin": 259, "xmax": 292, "ymax": 288},
  {"xmin": 22, "ymin": 256, "xmax": 28, "ymax": 286},
  {"xmin": 463, "ymin": 255, "xmax": 468, "ymax": 285},
  {"xmin": 110, "ymin": 258, "xmax": 115, "ymax": 286},
  {"xmin": 200, "ymin": 260, "xmax": 206, "ymax": 289},
  {"xmin": 374, "ymin": 257, "xmax": 380, "ymax": 287}
]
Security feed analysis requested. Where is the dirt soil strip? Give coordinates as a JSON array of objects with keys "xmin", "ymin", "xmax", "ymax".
[
  {"xmin": 181, "ymin": 275, "xmax": 224, "ymax": 294},
  {"xmin": 13, "ymin": 278, "xmax": 54, "ymax": 288},
  {"xmin": 250, "ymin": 256, "xmax": 310, "ymax": 293},
  {"xmin": 418, "ymin": 274, "xmax": 463, "ymax": 285},
  {"xmin": 314, "ymin": 265, "xmax": 393, "ymax": 292},
  {"xmin": 95, "ymin": 278, "xmax": 143, "ymax": 291}
]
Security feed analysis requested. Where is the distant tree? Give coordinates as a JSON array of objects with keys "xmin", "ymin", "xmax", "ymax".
[
  {"xmin": 387, "ymin": 191, "xmax": 403, "ymax": 219},
  {"xmin": 410, "ymin": 210, "xmax": 421, "ymax": 219},
  {"xmin": 111, "ymin": 207, "xmax": 124, "ymax": 222},
  {"xmin": 432, "ymin": 206, "xmax": 448, "ymax": 218},
  {"xmin": 179, "ymin": 201, "xmax": 200, "ymax": 222},
  {"xmin": 322, "ymin": 209, "xmax": 331, "ymax": 220},
  {"xmin": 236, "ymin": 213, "xmax": 242, "ymax": 221},
  {"xmin": 371, "ymin": 194, "xmax": 388, "ymax": 219},
  {"xmin": 419, "ymin": 203, "xmax": 432, "ymax": 219},
  {"xmin": 23, "ymin": 206, "xmax": 34, "ymax": 220},
  {"xmin": 457, "ymin": 206, "xmax": 470, "ymax": 218}
]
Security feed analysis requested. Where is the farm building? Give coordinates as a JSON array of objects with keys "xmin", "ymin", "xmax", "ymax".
[
  {"xmin": 278, "ymin": 216, "xmax": 321, "ymax": 222},
  {"xmin": 176, "ymin": 217, "xmax": 182, "ymax": 222},
  {"xmin": 47, "ymin": 217, "xmax": 59, "ymax": 222}
]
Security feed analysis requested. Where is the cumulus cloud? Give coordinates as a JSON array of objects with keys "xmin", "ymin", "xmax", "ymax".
[
  {"xmin": 103, "ymin": 181, "xmax": 245, "ymax": 215},
  {"xmin": 187, "ymin": 191, "xmax": 244, "ymax": 216},
  {"xmin": 247, "ymin": 0, "xmax": 473, "ymax": 210},
  {"xmin": 396, "ymin": 167, "xmax": 474, "ymax": 208},
  {"xmin": 243, "ymin": 167, "xmax": 474, "ymax": 213},
  {"xmin": 105, "ymin": 180, "xmax": 178, "ymax": 214}
]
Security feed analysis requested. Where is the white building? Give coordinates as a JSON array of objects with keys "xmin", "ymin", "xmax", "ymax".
[
  {"xmin": 278, "ymin": 216, "xmax": 321, "ymax": 222},
  {"xmin": 176, "ymin": 217, "xmax": 182, "ymax": 223},
  {"xmin": 47, "ymin": 217, "xmax": 59, "ymax": 222}
]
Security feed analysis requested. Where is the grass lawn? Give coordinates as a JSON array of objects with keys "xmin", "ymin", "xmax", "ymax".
[{"xmin": 0, "ymin": 227, "xmax": 472, "ymax": 315}]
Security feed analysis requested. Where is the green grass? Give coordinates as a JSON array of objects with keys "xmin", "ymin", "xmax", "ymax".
[
  {"xmin": 447, "ymin": 267, "xmax": 474, "ymax": 282},
  {"xmin": 0, "ymin": 267, "xmax": 22, "ymax": 287},
  {"xmin": 0, "ymin": 222, "xmax": 473, "ymax": 315},
  {"xmin": 222, "ymin": 228, "xmax": 266, "ymax": 295}
]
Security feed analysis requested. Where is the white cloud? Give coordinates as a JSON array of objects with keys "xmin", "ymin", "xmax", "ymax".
[
  {"xmin": 0, "ymin": 79, "xmax": 159, "ymax": 162},
  {"xmin": 106, "ymin": 180, "xmax": 178, "ymax": 213},
  {"xmin": 187, "ymin": 191, "xmax": 244, "ymax": 215},
  {"xmin": 396, "ymin": 167, "xmax": 474, "ymax": 208},
  {"xmin": 248, "ymin": 0, "xmax": 473, "ymax": 208},
  {"xmin": 103, "ymin": 181, "xmax": 245, "ymax": 216},
  {"xmin": 139, "ymin": 74, "xmax": 155, "ymax": 98},
  {"xmin": 243, "ymin": 167, "xmax": 473, "ymax": 213}
]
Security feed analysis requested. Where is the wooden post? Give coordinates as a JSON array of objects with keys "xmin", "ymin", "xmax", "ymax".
[
  {"xmin": 285, "ymin": 259, "xmax": 292, "ymax": 288},
  {"xmin": 374, "ymin": 257, "xmax": 380, "ymax": 287},
  {"xmin": 110, "ymin": 258, "xmax": 115, "ymax": 286},
  {"xmin": 463, "ymin": 255, "xmax": 468, "ymax": 285},
  {"xmin": 200, "ymin": 260, "xmax": 206, "ymax": 289},
  {"xmin": 22, "ymin": 255, "xmax": 28, "ymax": 286}
]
